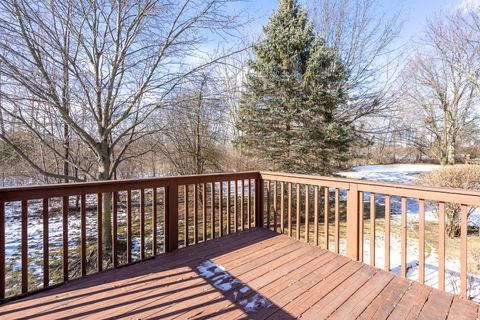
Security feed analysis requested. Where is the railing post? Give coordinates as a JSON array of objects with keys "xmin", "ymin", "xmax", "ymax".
[
  {"xmin": 165, "ymin": 180, "xmax": 179, "ymax": 252},
  {"xmin": 254, "ymin": 175, "xmax": 264, "ymax": 228},
  {"xmin": 346, "ymin": 183, "xmax": 360, "ymax": 261}
]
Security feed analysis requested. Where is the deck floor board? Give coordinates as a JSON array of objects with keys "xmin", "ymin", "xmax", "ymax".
[{"xmin": 0, "ymin": 228, "xmax": 477, "ymax": 320}]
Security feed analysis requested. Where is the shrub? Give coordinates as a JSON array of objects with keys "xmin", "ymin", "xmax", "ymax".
[{"xmin": 414, "ymin": 165, "xmax": 480, "ymax": 238}]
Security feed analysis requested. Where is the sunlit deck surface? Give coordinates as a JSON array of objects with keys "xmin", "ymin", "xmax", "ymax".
[{"xmin": 1, "ymin": 228, "xmax": 478, "ymax": 320}]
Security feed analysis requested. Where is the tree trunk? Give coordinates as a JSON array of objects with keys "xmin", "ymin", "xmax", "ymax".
[
  {"xmin": 98, "ymin": 146, "xmax": 113, "ymax": 255},
  {"xmin": 447, "ymin": 141, "xmax": 455, "ymax": 165}
]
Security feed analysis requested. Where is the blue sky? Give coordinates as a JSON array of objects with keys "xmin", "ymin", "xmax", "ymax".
[{"xmin": 230, "ymin": 0, "xmax": 472, "ymax": 46}]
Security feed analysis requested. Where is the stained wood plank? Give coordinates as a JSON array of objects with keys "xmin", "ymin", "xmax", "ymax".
[
  {"xmin": 0, "ymin": 229, "xmax": 273, "ymax": 319},
  {"xmin": 301, "ymin": 264, "xmax": 377, "ymax": 319},
  {"xmin": 104, "ymin": 236, "xmax": 301, "ymax": 319},
  {"xmin": 447, "ymin": 296, "xmax": 478, "ymax": 320},
  {"xmin": 1, "ymin": 228, "xmax": 477, "ymax": 320},
  {"xmin": 194, "ymin": 249, "xmax": 336, "ymax": 320},
  {"xmin": 417, "ymin": 289, "xmax": 453, "ymax": 320},
  {"xmin": 269, "ymin": 260, "xmax": 363, "ymax": 318},
  {"xmin": 358, "ymin": 276, "xmax": 410, "ymax": 319},
  {"xmin": 388, "ymin": 281, "xmax": 432, "ymax": 320},
  {"xmin": 167, "ymin": 244, "xmax": 321, "ymax": 319},
  {"xmin": 328, "ymin": 270, "xmax": 394, "ymax": 319}
]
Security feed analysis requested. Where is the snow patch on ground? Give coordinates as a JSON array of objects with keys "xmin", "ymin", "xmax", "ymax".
[
  {"xmin": 337, "ymin": 164, "xmax": 480, "ymax": 301},
  {"xmin": 337, "ymin": 164, "xmax": 440, "ymax": 183},
  {"xmin": 196, "ymin": 260, "xmax": 272, "ymax": 312}
]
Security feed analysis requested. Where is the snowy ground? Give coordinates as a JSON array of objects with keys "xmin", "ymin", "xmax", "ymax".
[
  {"xmin": 337, "ymin": 163, "xmax": 441, "ymax": 183},
  {"xmin": 338, "ymin": 164, "xmax": 480, "ymax": 301}
]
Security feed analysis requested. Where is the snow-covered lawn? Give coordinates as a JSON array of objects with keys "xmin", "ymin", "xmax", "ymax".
[
  {"xmin": 338, "ymin": 164, "xmax": 480, "ymax": 301},
  {"xmin": 337, "ymin": 163, "xmax": 441, "ymax": 183}
]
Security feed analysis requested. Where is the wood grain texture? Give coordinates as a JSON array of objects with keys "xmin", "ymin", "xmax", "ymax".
[{"xmin": 0, "ymin": 229, "xmax": 475, "ymax": 320}]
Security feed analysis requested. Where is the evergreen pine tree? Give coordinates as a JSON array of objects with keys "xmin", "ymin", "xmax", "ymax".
[{"xmin": 236, "ymin": 0, "xmax": 351, "ymax": 175}]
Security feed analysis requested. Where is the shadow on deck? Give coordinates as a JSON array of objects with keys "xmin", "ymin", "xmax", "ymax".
[{"xmin": 0, "ymin": 228, "xmax": 478, "ymax": 319}]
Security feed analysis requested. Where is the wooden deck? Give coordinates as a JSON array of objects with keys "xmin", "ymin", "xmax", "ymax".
[{"xmin": 0, "ymin": 228, "xmax": 478, "ymax": 320}]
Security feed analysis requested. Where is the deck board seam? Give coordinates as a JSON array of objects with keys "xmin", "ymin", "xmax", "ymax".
[
  {"xmin": 298, "ymin": 264, "xmax": 379, "ymax": 319},
  {"xmin": 270, "ymin": 260, "xmax": 365, "ymax": 319},
  {"xmin": 119, "ymin": 238, "xmax": 309, "ymax": 319},
  {"xmin": 16, "ymin": 230, "xmax": 274, "ymax": 318},
  {"xmin": 328, "ymin": 271, "xmax": 396, "ymax": 320},
  {"xmin": 383, "ymin": 280, "xmax": 413, "ymax": 319},
  {"xmin": 190, "ymin": 246, "xmax": 330, "ymax": 319}
]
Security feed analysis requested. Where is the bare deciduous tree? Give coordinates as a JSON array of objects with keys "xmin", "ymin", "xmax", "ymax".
[
  {"xmin": 0, "ymin": 0, "xmax": 244, "ymax": 251},
  {"xmin": 310, "ymin": 0, "xmax": 402, "ymax": 126},
  {"xmin": 400, "ymin": 10, "xmax": 479, "ymax": 165},
  {"xmin": 159, "ymin": 73, "xmax": 228, "ymax": 175}
]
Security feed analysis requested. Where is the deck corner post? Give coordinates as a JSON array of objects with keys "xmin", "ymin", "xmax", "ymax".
[
  {"xmin": 346, "ymin": 183, "xmax": 360, "ymax": 261},
  {"xmin": 254, "ymin": 175, "xmax": 264, "ymax": 228},
  {"xmin": 165, "ymin": 180, "xmax": 179, "ymax": 252}
]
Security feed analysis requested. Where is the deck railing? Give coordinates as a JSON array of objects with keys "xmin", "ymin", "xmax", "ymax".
[{"xmin": 0, "ymin": 171, "xmax": 479, "ymax": 302}]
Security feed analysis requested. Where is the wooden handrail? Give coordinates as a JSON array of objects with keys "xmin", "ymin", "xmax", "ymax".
[
  {"xmin": 0, "ymin": 171, "xmax": 259, "ymax": 302},
  {"xmin": 260, "ymin": 171, "xmax": 480, "ymax": 300},
  {"xmin": 1, "ymin": 170, "xmax": 479, "ymax": 302}
]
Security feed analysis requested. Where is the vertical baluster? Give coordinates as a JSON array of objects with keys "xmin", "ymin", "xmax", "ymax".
[
  {"xmin": 127, "ymin": 190, "xmax": 132, "ymax": 264},
  {"xmin": 0, "ymin": 201, "xmax": 4, "ymax": 299},
  {"xmin": 439, "ymin": 201, "xmax": 445, "ymax": 291},
  {"xmin": 219, "ymin": 181, "xmax": 223, "ymax": 236},
  {"xmin": 165, "ymin": 182, "xmax": 179, "ymax": 252},
  {"xmin": 21, "ymin": 200, "xmax": 28, "ymax": 293},
  {"xmin": 226, "ymin": 181, "xmax": 230, "ymax": 235},
  {"xmin": 234, "ymin": 181, "xmax": 238, "ymax": 233},
  {"xmin": 194, "ymin": 184, "xmax": 198, "ymax": 243},
  {"xmin": 202, "ymin": 183, "xmax": 207, "ymax": 241},
  {"xmin": 288, "ymin": 183, "xmax": 292, "ymax": 237},
  {"xmin": 63, "ymin": 196, "xmax": 69, "ymax": 281},
  {"xmin": 43, "ymin": 199, "xmax": 49, "ymax": 287},
  {"xmin": 370, "ymin": 193, "xmax": 375, "ymax": 266},
  {"xmin": 253, "ymin": 178, "xmax": 258, "ymax": 227},
  {"xmin": 460, "ymin": 204, "xmax": 468, "ymax": 298},
  {"xmin": 384, "ymin": 195, "xmax": 390, "ymax": 271},
  {"xmin": 273, "ymin": 181, "xmax": 277, "ymax": 232},
  {"xmin": 97, "ymin": 193, "xmax": 103, "ymax": 272},
  {"xmin": 359, "ymin": 192, "xmax": 364, "ymax": 263},
  {"xmin": 241, "ymin": 180, "xmax": 245, "ymax": 230},
  {"xmin": 280, "ymin": 182, "xmax": 285, "ymax": 234},
  {"xmin": 324, "ymin": 187, "xmax": 329, "ymax": 250},
  {"xmin": 163, "ymin": 187, "xmax": 167, "ymax": 251},
  {"xmin": 296, "ymin": 184, "xmax": 300, "ymax": 240},
  {"xmin": 401, "ymin": 197, "xmax": 407, "ymax": 277},
  {"xmin": 418, "ymin": 199, "xmax": 425, "ymax": 283},
  {"xmin": 113, "ymin": 192, "xmax": 118, "ymax": 267},
  {"xmin": 314, "ymin": 186, "xmax": 319, "ymax": 246},
  {"xmin": 152, "ymin": 188, "xmax": 157, "ymax": 255},
  {"xmin": 211, "ymin": 182, "xmax": 215, "ymax": 239},
  {"xmin": 140, "ymin": 189, "xmax": 145, "ymax": 259},
  {"xmin": 81, "ymin": 195, "xmax": 87, "ymax": 276},
  {"xmin": 305, "ymin": 185, "xmax": 309, "ymax": 243},
  {"xmin": 266, "ymin": 180, "xmax": 271, "ymax": 229},
  {"xmin": 335, "ymin": 188, "xmax": 340, "ymax": 254},
  {"xmin": 247, "ymin": 179, "xmax": 251, "ymax": 228},
  {"xmin": 184, "ymin": 185, "xmax": 189, "ymax": 246}
]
